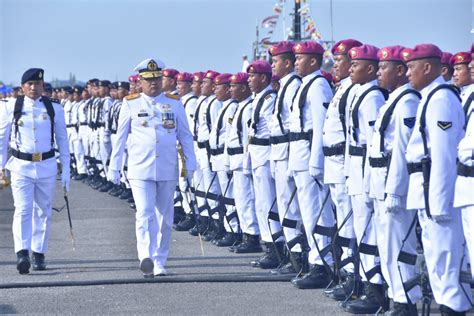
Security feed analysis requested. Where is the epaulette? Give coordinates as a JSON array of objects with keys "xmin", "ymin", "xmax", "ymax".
[
  {"xmin": 166, "ymin": 93, "xmax": 180, "ymax": 100},
  {"xmin": 49, "ymin": 98, "xmax": 61, "ymax": 104},
  {"xmin": 125, "ymin": 93, "xmax": 140, "ymax": 100}
]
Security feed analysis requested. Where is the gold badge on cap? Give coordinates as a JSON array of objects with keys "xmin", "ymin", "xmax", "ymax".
[
  {"xmin": 337, "ymin": 44, "xmax": 346, "ymax": 53},
  {"xmin": 147, "ymin": 60, "xmax": 158, "ymax": 71},
  {"xmin": 295, "ymin": 44, "xmax": 302, "ymax": 53},
  {"xmin": 39, "ymin": 72, "xmax": 43, "ymax": 79},
  {"xmin": 402, "ymin": 51, "xmax": 410, "ymax": 61},
  {"xmin": 381, "ymin": 49, "xmax": 389, "ymax": 59},
  {"xmin": 350, "ymin": 49, "xmax": 358, "ymax": 58},
  {"xmin": 457, "ymin": 55, "xmax": 465, "ymax": 62}
]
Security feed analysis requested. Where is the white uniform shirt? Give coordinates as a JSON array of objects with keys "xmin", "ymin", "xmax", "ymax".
[
  {"xmin": 0, "ymin": 96, "xmax": 70, "ymax": 178},
  {"xmin": 289, "ymin": 70, "xmax": 333, "ymax": 172},
  {"xmin": 226, "ymin": 96, "xmax": 253, "ymax": 171},
  {"xmin": 269, "ymin": 72, "xmax": 301, "ymax": 161},
  {"xmin": 406, "ymin": 76, "xmax": 465, "ymax": 216},
  {"xmin": 181, "ymin": 92, "xmax": 198, "ymax": 134},
  {"xmin": 197, "ymin": 95, "xmax": 222, "ymax": 143},
  {"xmin": 63, "ymin": 100, "xmax": 74, "ymax": 126},
  {"xmin": 108, "ymin": 92, "xmax": 196, "ymax": 181},
  {"xmin": 368, "ymin": 83, "xmax": 420, "ymax": 200}
]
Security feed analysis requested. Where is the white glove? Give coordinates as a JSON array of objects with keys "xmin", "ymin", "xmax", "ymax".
[
  {"xmin": 61, "ymin": 170, "xmax": 70, "ymax": 192},
  {"xmin": 432, "ymin": 215, "xmax": 452, "ymax": 223},
  {"xmin": 384, "ymin": 194, "xmax": 403, "ymax": 213},
  {"xmin": 286, "ymin": 169, "xmax": 293, "ymax": 180},
  {"xmin": 107, "ymin": 169, "xmax": 121, "ymax": 185}
]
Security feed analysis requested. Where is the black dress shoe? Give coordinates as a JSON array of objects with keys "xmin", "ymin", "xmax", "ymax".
[
  {"xmin": 173, "ymin": 206, "xmax": 186, "ymax": 225},
  {"xmin": 120, "ymin": 189, "xmax": 132, "ymax": 200},
  {"xmin": 74, "ymin": 173, "xmax": 87, "ymax": 181},
  {"xmin": 250, "ymin": 242, "xmax": 283, "ymax": 269},
  {"xmin": 130, "ymin": 203, "xmax": 136, "ymax": 209},
  {"xmin": 270, "ymin": 261, "xmax": 297, "ymax": 275},
  {"xmin": 214, "ymin": 232, "xmax": 239, "ymax": 247},
  {"xmin": 32, "ymin": 252, "xmax": 46, "ymax": 271},
  {"xmin": 291, "ymin": 264, "xmax": 331, "ymax": 289},
  {"xmin": 173, "ymin": 214, "xmax": 196, "ymax": 231},
  {"xmin": 439, "ymin": 305, "xmax": 467, "ymax": 316},
  {"xmin": 233, "ymin": 234, "xmax": 262, "ymax": 253},
  {"xmin": 385, "ymin": 302, "xmax": 418, "ymax": 316},
  {"xmin": 343, "ymin": 282, "xmax": 387, "ymax": 314},
  {"xmin": 99, "ymin": 181, "xmax": 114, "ymax": 192},
  {"xmin": 325, "ymin": 273, "xmax": 355, "ymax": 301},
  {"xmin": 189, "ymin": 217, "xmax": 209, "ymax": 236},
  {"xmin": 16, "ymin": 250, "xmax": 30, "ymax": 275}
]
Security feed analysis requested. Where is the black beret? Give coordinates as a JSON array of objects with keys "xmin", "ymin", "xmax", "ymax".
[
  {"xmin": 21, "ymin": 68, "xmax": 44, "ymax": 84},
  {"xmin": 99, "ymin": 80, "xmax": 111, "ymax": 88},
  {"xmin": 43, "ymin": 82, "xmax": 53, "ymax": 92},
  {"xmin": 110, "ymin": 81, "xmax": 119, "ymax": 89},
  {"xmin": 61, "ymin": 86, "xmax": 73, "ymax": 93},
  {"xmin": 12, "ymin": 86, "xmax": 21, "ymax": 92},
  {"xmin": 88, "ymin": 79, "xmax": 99, "ymax": 86},
  {"xmin": 117, "ymin": 81, "xmax": 130, "ymax": 90},
  {"xmin": 73, "ymin": 86, "xmax": 84, "ymax": 94}
]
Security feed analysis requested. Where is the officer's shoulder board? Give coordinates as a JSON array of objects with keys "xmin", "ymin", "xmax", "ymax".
[
  {"xmin": 165, "ymin": 93, "xmax": 180, "ymax": 100},
  {"xmin": 125, "ymin": 93, "xmax": 140, "ymax": 101}
]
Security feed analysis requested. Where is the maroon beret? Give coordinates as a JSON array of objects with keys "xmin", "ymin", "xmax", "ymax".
[
  {"xmin": 401, "ymin": 44, "xmax": 443, "ymax": 63},
  {"xmin": 193, "ymin": 72, "xmax": 205, "ymax": 82},
  {"xmin": 128, "ymin": 74, "xmax": 140, "ymax": 83},
  {"xmin": 162, "ymin": 68, "xmax": 179, "ymax": 78},
  {"xmin": 377, "ymin": 45, "xmax": 406, "ymax": 62},
  {"xmin": 176, "ymin": 72, "xmax": 193, "ymax": 82},
  {"xmin": 348, "ymin": 44, "xmax": 380, "ymax": 61},
  {"xmin": 247, "ymin": 60, "xmax": 272, "ymax": 75},
  {"xmin": 332, "ymin": 39, "xmax": 363, "ymax": 55},
  {"xmin": 293, "ymin": 41, "xmax": 325, "ymax": 55},
  {"xmin": 214, "ymin": 73, "xmax": 232, "ymax": 85},
  {"xmin": 450, "ymin": 52, "xmax": 472, "ymax": 67},
  {"xmin": 230, "ymin": 72, "xmax": 249, "ymax": 84},
  {"xmin": 269, "ymin": 41, "xmax": 295, "ymax": 56},
  {"xmin": 204, "ymin": 70, "xmax": 220, "ymax": 81}
]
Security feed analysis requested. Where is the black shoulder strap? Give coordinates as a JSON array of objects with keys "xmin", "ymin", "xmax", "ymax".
[
  {"xmin": 275, "ymin": 75, "xmax": 301, "ymax": 133},
  {"xmin": 297, "ymin": 75, "xmax": 327, "ymax": 131},
  {"xmin": 252, "ymin": 90, "xmax": 276, "ymax": 134},
  {"xmin": 41, "ymin": 97, "xmax": 56, "ymax": 147},
  {"xmin": 338, "ymin": 83, "xmax": 356, "ymax": 139},
  {"xmin": 193, "ymin": 96, "xmax": 209, "ymax": 136},
  {"xmin": 215, "ymin": 100, "xmax": 237, "ymax": 146},
  {"xmin": 236, "ymin": 99, "xmax": 253, "ymax": 146},
  {"xmin": 351, "ymin": 85, "xmax": 389, "ymax": 143},
  {"xmin": 205, "ymin": 97, "xmax": 217, "ymax": 132},
  {"xmin": 463, "ymin": 92, "xmax": 474, "ymax": 123},
  {"xmin": 378, "ymin": 89, "xmax": 421, "ymax": 153},
  {"xmin": 184, "ymin": 95, "xmax": 198, "ymax": 108},
  {"xmin": 420, "ymin": 83, "xmax": 460, "ymax": 156}
]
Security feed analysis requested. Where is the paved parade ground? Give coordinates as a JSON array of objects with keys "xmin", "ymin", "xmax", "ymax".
[{"xmin": 0, "ymin": 180, "xmax": 345, "ymax": 315}]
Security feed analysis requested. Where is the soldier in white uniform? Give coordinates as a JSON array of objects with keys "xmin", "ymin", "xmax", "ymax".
[
  {"xmin": 107, "ymin": 58, "xmax": 196, "ymax": 278},
  {"xmin": 441, "ymin": 52, "xmax": 454, "ymax": 83},
  {"xmin": 404, "ymin": 44, "xmax": 472, "ymax": 315},
  {"xmin": 209, "ymin": 73, "xmax": 240, "ymax": 244},
  {"xmin": 451, "ymin": 52, "xmax": 474, "ymax": 118},
  {"xmin": 368, "ymin": 46, "xmax": 422, "ymax": 315},
  {"xmin": 96, "ymin": 80, "xmax": 114, "ymax": 192},
  {"xmin": 322, "ymin": 38, "xmax": 361, "ymax": 301},
  {"xmin": 0, "ymin": 68, "xmax": 70, "ymax": 274},
  {"xmin": 289, "ymin": 41, "xmax": 335, "ymax": 289},
  {"xmin": 162, "ymin": 69, "xmax": 179, "ymax": 96},
  {"xmin": 344, "ymin": 44, "xmax": 389, "ymax": 314},
  {"xmin": 225, "ymin": 72, "xmax": 255, "ymax": 248},
  {"xmin": 76, "ymin": 84, "xmax": 92, "ymax": 181},
  {"xmin": 70, "ymin": 86, "xmax": 87, "ymax": 180}
]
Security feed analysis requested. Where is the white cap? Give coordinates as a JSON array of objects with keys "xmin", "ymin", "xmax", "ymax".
[{"xmin": 133, "ymin": 58, "xmax": 166, "ymax": 79}]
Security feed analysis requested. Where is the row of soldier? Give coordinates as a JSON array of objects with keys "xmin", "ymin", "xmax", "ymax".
[{"xmin": 9, "ymin": 40, "xmax": 473, "ymax": 316}]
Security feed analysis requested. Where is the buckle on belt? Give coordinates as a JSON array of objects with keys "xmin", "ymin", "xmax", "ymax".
[{"xmin": 32, "ymin": 153, "xmax": 42, "ymax": 161}]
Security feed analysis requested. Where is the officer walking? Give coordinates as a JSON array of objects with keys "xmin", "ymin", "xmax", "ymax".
[
  {"xmin": 107, "ymin": 58, "xmax": 196, "ymax": 278},
  {"xmin": 0, "ymin": 68, "xmax": 70, "ymax": 274}
]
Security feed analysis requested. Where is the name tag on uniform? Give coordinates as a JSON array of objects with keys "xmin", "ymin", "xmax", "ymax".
[
  {"xmin": 138, "ymin": 113, "xmax": 149, "ymax": 117},
  {"xmin": 162, "ymin": 112, "xmax": 175, "ymax": 129}
]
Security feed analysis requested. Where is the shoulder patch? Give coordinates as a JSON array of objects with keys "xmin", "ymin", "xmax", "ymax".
[
  {"xmin": 437, "ymin": 121, "xmax": 452, "ymax": 130},
  {"xmin": 125, "ymin": 93, "xmax": 140, "ymax": 100},
  {"xmin": 403, "ymin": 117, "xmax": 416, "ymax": 128},
  {"xmin": 165, "ymin": 93, "xmax": 180, "ymax": 100}
]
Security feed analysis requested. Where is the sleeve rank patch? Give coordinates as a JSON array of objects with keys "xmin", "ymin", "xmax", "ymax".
[
  {"xmin": 125, "ymin": 93, "xmax": 140, "ymax": 100},
  {"xmin": 403, "ymin": 117, "xmax": 416, "ymax": 128},
  {"xmin": 165, "ymin": 93, "xmax": 180, "ymax": 100},
  {"xmin": 437, "ymin": 121, "xmax": 452, "ymax": 130}
]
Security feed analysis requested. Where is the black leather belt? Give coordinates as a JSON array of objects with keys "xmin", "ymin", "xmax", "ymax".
[
  {"xmin": 193, "ymin": 135, "xmax": 198, "ymax": 141},
  {"xmin": 458, "ymin": 162, "xmax": 474, "ymax": 177},
  {"xmin": 270, "ymin": 134, "xmax": 289, "ymax": 144},
  {"xmin": 210, "ymin": 147, "xmax": 225, "ymax": 156},
  {"xmin": 407, "ymin": 162, "xmax": 422, "ymax": 175},
  {"xmin": 66, "ymin": 124, "xmax": 75, "ymax": 128},
  {"xmin": 323, "ymin": 144, "xmax": 345, "ymax": 157},
  {"xmin": 80, "ymin": 122, "xmax": 88, "ymax": 126},
  {"xmin": 11, "ymin": 148, "xmax": 55, "ymax": 162},
  {"xmin": 197, "ymin": 141, "xmax": 209, "ymax": 149},
  {"xmin": 249, "ymin": 137, "xmax": 270, "ymax": 146},
  {"xmin": 97, "ymin": 123, "xmax": 105, "ymax": 127},
  {"xmin": 349, "ymin": 145, "xmax": 366, "ymax": 156},
  {"xmin": 369, "ymin": 156, "xmax": 389, "ymax": 168},
  {"xmin": 227, "ymin": 147, "xmax": 244, "ymax": 155},
  {"xmin": 289, "ymin": 131, "xmax": 312, "ymax": 142}
]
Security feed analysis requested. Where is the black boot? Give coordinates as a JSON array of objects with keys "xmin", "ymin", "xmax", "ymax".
[
  {"xmin": 215, "ymin": 232, "xmax": 239, "ymax": 247},
  {"xmin": 120, "ymin": 188, "xmax": 132, "ymax": 200},
  {"xmin": 98, "ymin": 181, "xmax": 114, "ymax": 192},
  {"xmin": 385, "ymin": 302, "xmax": 418, "ymax": 316},
  {"xmin": 343, "ymin": 282, "xmax": 387, "ymax": 314},
  {"xmin": 233, "ymin": 234, "xmax": 262, "ymax": 253},
  {"xmin": 210, "ymin": 220, "xmax": 226, "ymax": 244},
  {"xmin": 325, "ymin": 273, "xmax": 355, "ymax": 301},
  {"xmin": 173, "ymin": 214, "xmax": 196, "ymax": 231},
  {"xmin": 439, "ymin": 305, "xmax": 467, "ymax": 316},
  {"xmin": 74, "ymin": 173, "xmax": 87, "ymax": 181},
  {"xmin": 16, "ymin": 250, "xmax": 30, "ymax": 275},
  {"xmin": 202, "ymin": 219, "xmax": 219, "ymax": 242},
  {"xmin": 173, "ymin": 205, "xmax": 186, "ymax": 225},
  {"xmin": 189, "ymin": 216, "xmax": 209, "ymax": 236},
  {"xmin": 227, "ymin": 234, "xmax": 243, "ymax": 252},
  {"xmin": 250, "ymin": 242, "xmax": 283, "ymax": 269},
  {"xmin": 271, "ymin": 252, "xmax": 300, "ymax": 275},
  {"xmin": 291, "ymin": 264, "xmax": 331, "ymax": 289},
  {"xmin": 32, "ymin": 252, "xmax": 46, "ymax": 271}
]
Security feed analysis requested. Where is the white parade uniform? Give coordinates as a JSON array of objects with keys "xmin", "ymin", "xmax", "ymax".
[
  {"xmin": 406, "ymin": 76, "xmax": 471, "ymax": 311},
  {"xmin": 209, "ymin": 98, "xmax": 239, "ymax": 233},
  {"xmin": 0, "ymin": 96, "xmax": 70, "ymax": 253},
  {"xmin": 71, "ymin": 99, "xmax": 87, "ymax": 175},
  {"xmin": 322, "ymin": 76, "xmax": 357, "ymax": 273},
  {"xmin": 368, "ymin": 83, "xmax": 422, "ymax": 304},
  {"xmin": 108, "ymin": 92, "xmax": 196, "ymax": 269},
  {"xmin": 226, "ymin": 96, "xmax": 257, "ymax": 235},
  {"xmin": 247, "ymin": 85, "xmax": 278, "ymax": 242},
  {"xmin": 289, "ymin": 70, "xmax": 334, "ymax": 265},
  {"xmin": 346, "ymin": 79, "xmax": 386, "ymax": 284},
  {"xmin": 78, "ymin": 98, "xmax": 92, "ymax": 173},
  {"xmin": 99, "ymin": 96, "xmax": 113, "ymax": 174},
  {"xmin": 270, "ymin": 72, "xmax": 300, "ymax": 246}
]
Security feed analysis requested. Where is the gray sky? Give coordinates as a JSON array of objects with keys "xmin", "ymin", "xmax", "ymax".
[{"xmin": 0, "ymin": 0, "xmax": 472, "ymax": 85}]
